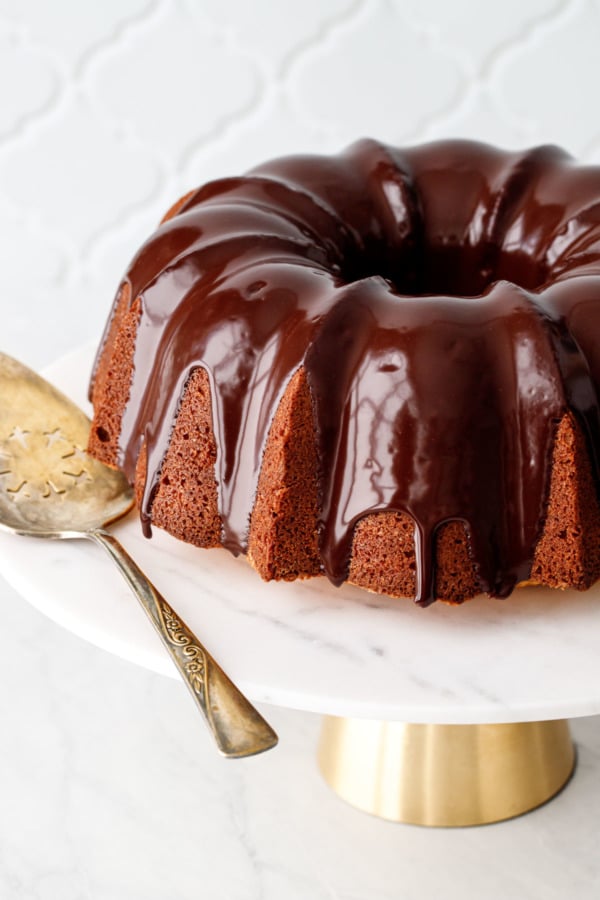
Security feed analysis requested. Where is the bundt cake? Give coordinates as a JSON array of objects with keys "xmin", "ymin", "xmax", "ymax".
[{"xmin": 88, "ymin": 138, "xmax": 600, "ymax": 606}]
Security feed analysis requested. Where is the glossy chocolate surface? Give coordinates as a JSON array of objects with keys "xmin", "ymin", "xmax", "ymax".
[{"xmin": 100, "ymin": 139, "xmax": 600, "ymax": 604}]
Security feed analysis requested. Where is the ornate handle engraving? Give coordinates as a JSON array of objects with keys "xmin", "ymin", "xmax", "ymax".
[
  {"xmin": 158, "ymin": 600, "xmax": 207, "ymax": 699},
  {"xmin": 89, "ymin": 529, "xmax": 278, "ymax": 758}
]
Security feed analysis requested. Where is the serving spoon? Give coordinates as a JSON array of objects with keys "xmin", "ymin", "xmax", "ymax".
[{"xmin": 0, "ymin": 351, "xmax": 277, "ymax": 758}]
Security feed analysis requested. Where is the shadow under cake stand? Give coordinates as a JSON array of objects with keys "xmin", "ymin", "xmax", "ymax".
[{"xmin": 0, "ymin": 343, "xmax": 596, "ymax": 827}]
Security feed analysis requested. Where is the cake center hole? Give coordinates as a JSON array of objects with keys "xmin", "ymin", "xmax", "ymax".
[{"xmin": 347, "ymin": 242, "xmax": 549, "ymax": 298}]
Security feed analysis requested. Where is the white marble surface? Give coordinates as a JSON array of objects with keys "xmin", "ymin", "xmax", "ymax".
[
  {"xmin": 1, "ymin": 570, "xmax": 600, "ymax": 900},
  {"xmin": 4, "ymin": 347, "xmax": 600, "ymax": 727}
]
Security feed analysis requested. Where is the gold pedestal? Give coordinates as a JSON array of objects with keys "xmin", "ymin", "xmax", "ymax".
[{"xmin": 318, "ymin": 717, "xmax": 575, "ymax": 826}]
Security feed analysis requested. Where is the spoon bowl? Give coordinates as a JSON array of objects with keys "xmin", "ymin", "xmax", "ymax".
[
  {"xmin": 0, "ymin": 352, "xmax": 277, "ymax": 758},
  {"xmin": 0, "ymin": 352, "xmax": 134, "ymax": 536}
]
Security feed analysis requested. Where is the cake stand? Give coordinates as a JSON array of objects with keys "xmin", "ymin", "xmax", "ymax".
[{"xmin": 1, "ymin": 344, "xmax": 599, "ymax": 826}]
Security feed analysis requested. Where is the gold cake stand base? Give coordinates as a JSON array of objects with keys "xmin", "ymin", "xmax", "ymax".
[{"xmin": 318, "ymin": 717, "xmax": 576, "ymax": 826}]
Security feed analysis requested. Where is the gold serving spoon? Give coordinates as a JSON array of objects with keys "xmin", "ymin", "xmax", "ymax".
[{"xmin": 0, "ymin": 352, "xmax": 277, "ymax": 758}]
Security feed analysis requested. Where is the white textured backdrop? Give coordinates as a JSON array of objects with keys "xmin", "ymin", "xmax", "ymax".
[{"xmin": 2, "ymin": 0, "xmax": 600, "ymax": 368}]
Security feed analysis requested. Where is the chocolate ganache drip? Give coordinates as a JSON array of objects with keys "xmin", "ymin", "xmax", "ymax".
[{"xmin": 99, "ymin": 138, "xmax": 600, "ymax": 605}]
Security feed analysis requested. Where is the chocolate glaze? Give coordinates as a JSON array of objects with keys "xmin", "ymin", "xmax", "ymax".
[{"xmin": 95, "ymin": 139, "xmax": 600, "ymax": 605}]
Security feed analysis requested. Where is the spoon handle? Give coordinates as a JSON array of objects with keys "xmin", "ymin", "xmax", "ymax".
[{"xmin": 88, "ymin": 528, "xmax": 278, "ymax": 758}]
